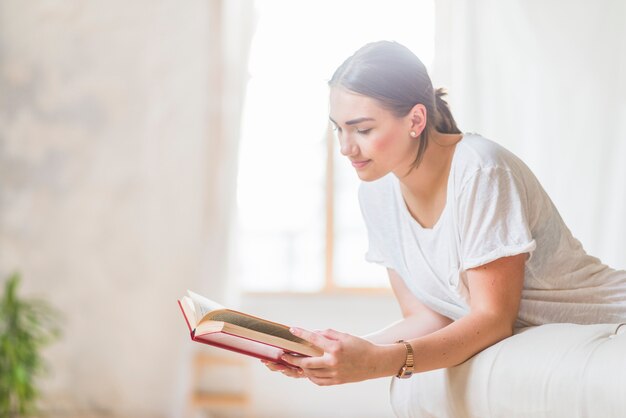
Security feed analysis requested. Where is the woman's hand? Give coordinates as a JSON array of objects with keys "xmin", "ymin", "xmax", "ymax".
[
  {"xmin": 260, "ymin": 359, "xmax": 305, "ymax": 378},
  {"xmin": 262, "ymin": 327, "xmax": 394, "ymax": 386}
]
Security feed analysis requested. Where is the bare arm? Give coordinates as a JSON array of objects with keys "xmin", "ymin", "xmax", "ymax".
[
  {"xmin": 362, "ymin": 268, "xmax": 452, "ymax": 344},
  {"xmin": 281, "ymin": 253, "xmax": 527, "ymax": 385},
  {"xmin": 372, "ymin": 252, "xmax": 527, "ymax": 375}
]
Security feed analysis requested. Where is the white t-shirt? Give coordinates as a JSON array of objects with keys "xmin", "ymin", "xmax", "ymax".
[{"xmin": 359, "ymin": 133, "xmax": 626, "ymax": 327}]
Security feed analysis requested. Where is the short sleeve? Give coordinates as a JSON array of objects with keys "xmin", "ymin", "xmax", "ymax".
[
  {"xmin": 456, "ymin": 167, "xmax": 536, "ymax": 270},
  {"xmin": 357, "ymin": 184, "xmax": 392, "ymax": 268}
]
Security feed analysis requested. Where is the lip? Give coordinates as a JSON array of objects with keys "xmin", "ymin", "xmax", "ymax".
[{"xmin": 351, "ymin": 159, "xmax": 371, "ymax": 169}]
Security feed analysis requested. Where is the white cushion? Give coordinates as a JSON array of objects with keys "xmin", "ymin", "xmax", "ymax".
[{"xmin": 390, "ymin": 323, "xmax": 626, "ymax": 418}]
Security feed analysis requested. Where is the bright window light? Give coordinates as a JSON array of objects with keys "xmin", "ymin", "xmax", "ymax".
[{"xmin": 236, "ymin": 0, "xmax": 435, "ymax": 292}]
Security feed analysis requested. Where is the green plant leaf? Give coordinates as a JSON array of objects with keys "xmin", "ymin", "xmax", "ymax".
[{"xmin": 0, "ymin": 272, "xmax": 63, "ymax": 416}]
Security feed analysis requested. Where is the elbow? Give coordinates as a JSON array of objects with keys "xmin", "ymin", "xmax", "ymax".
[
  {"xmin": 477, "ymin": 311, "xmax": 516, "ymax": 343},
  {"xmin": 494, "ymin": 316, "xmax": 516, "ymax": 342},
  {"xmin": 501, "ymin": 323, "xmax": 515, "ymax": 340}
]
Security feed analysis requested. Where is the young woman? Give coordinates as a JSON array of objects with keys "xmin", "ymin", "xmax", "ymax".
[{"xmin": 262, "ymin": 40, "xmax": 626, "ymax": 386}]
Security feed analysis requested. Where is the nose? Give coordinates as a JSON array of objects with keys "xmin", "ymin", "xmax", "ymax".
[{"xmin": 339, "ymin": 133, "xmax": 358, "ymax": 157}]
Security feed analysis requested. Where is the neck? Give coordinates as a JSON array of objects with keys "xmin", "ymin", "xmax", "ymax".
[{"xmin": 395, "ymin": 131, "xmax": 462, "ymax": 201}]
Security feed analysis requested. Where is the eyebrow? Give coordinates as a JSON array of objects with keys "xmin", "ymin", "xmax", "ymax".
[{"xmin": 329, "ymin": 116, "xmax": 376, "ymax": 126}]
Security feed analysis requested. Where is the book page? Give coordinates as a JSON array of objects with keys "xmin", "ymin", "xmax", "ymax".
[
  {"xmin": 210, "ymin": 311, "xmax": 300, "ymax": 342},
  {"xmin": 179, "ymin": 297, "xmax": 197, "ymax": 330},
  {"xmin": 187, "ymin": 290, "xmax": 225, "ymax": 320},
  {"xmin": 194, "ymin": 321, "xmax": 323, "ymax": 358}
]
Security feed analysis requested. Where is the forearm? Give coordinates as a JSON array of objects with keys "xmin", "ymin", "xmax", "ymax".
[
  {"xmin": 362, "ymin": 313, "xmax": 451, "ymax": 344},
  {"xmin": 284, "ymin": 258, "xmax": 525, "ymax": 385},
  {"xmin": 373, "ymin": 311, "xmax": 514, "ymax": 378},
  {"xmin": 280, "ymin": 311, "xmax": 514, "ymax": 385}
]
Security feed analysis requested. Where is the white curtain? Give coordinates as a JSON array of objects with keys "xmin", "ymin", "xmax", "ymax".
[
  {"xmin": 433, "ymin": 0, "xmax": 626, "ymax": 270},
  {"xmin": 201, "ymin": 0, "xmax": 256, "ymax": 304},
  {"xmin": 172, "ymin": 0, "xmax": 256, "ymax": 416}
]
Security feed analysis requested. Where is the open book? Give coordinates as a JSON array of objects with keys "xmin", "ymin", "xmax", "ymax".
[{"xmin": 178, "ymin": 290, "xmax": 323, "ymax": 365}]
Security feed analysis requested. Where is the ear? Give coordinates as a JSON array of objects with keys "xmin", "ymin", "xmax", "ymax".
[{"xmin": 407, "ymin": 103, "xmax": 427, "ymax": 136}]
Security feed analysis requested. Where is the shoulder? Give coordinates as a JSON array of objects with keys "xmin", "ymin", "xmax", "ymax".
[
  {"xmin": 455, "ymin": 133, "xmax": 523, "ymax": 170},
  {"xmin": 453, "ymin": 133, "xmax": 534, "ymax": 188}
]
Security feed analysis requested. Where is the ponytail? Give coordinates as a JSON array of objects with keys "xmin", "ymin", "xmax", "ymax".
[
  {"xmin": 434, "ymin": 88, "xmax": 461, "ymax": 134},
  {"xmin": 409, "ymin": 88, "xmax": 460, "ymax": 174}
]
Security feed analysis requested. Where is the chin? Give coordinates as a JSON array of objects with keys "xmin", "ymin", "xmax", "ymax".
[{"xmin": 356, "ymin": 171, "xmax": 386, "ymax": 182}]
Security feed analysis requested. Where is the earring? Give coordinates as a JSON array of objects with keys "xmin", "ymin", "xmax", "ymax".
[{"xmin": 410, "ymin": 131, "xmax": 418, "ymax": 138}]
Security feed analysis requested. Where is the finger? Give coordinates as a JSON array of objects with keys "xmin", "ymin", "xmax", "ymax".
[
  {"xmin": 299, "ymin": 354, "xmax": 338, "ymax": 370},
  {"xmin": 317, "ymin": 328, "xmax": 346, "ymax": 340},
  {"xmin": 290, "ymin": 327, "xmax": 337, "ymax": 352},
  {"xmin": 261, "ymin": 360, "xmax": 304, "ymax": 378},
  {"xmin": 281, "ymin": 353, "xmax": 321, "ymax": 369},
  {"xmin": 304, "ymin": 368, "xmax": 335, "ymax": 379},
  {"xmin": 261, "ymin": 361, "xmax": 288, "ymax": 372},
  {"xmin": 261, "ymin": 360, "xmax": 298, "ymax": 373},
  {"xmin": 281, "ymin": 368, "xmax": 305, "ymax": 378},
  {"xmin": 281, "ymin": 354, "xmax": 334, "ymax": 370},
  {"xmin": 283, "ymin": 351, "xmax": 341, "ymax": 370},
  {"xmin": 307, "ymin": 376, "xmax": 337, "ymax": 386}
]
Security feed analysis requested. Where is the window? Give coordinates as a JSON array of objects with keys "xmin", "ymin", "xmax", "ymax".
[{"xmin": 236, "ymin": 0, "xmax": 435, "ymax": 292}]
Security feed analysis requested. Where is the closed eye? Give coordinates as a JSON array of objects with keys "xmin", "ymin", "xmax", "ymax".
[
  {"xmin": 331, "ymin": 123, "xmax": 341, "ymax": 133},
  {"xmin": 357, "ymin": 128, "xmax": 372, "ymax": 135}
]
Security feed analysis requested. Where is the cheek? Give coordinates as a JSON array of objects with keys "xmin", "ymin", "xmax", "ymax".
[{"xmin": 369, "ymin": 130, "xmax": 397, "ymax": 153}]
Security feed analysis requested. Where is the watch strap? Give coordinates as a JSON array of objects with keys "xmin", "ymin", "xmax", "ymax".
[{"xmin": 395, "ymin": 340, "xmax": 414, "ymax": 379}]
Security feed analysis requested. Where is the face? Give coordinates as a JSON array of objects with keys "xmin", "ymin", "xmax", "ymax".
[{"xmin": 329, "ymin": 87, "xmax": 422, "ymax": 181}]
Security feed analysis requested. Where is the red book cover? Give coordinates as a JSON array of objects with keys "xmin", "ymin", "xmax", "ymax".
[{"xmin": 178, "ymin": 299, "xmax": 308, "ymax": 368}]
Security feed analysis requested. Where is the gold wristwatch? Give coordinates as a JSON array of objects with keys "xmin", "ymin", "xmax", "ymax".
[{"xmin": 395, "ymin": 340, "xmax": 414, "ymax": 379}]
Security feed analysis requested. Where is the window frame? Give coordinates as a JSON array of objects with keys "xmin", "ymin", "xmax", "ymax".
[{"xmin": 242, "ymin": 124, "xmax": 392, "ymax": 295}]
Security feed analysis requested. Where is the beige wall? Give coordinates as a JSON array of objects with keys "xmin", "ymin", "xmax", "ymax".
[{"xmin": 0, "ymin": 1, "xmax": 215, "ymax": 416}]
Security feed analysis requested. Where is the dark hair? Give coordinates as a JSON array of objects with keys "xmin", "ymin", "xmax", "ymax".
[{"xmin": 329, "ymin": 40, "xmax": 461, "ymax": 171}]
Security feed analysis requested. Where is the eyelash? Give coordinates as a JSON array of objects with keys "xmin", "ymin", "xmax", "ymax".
[{"xmin": 331, "ymin": 126, "xmax": 371, "ymax": 135}]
